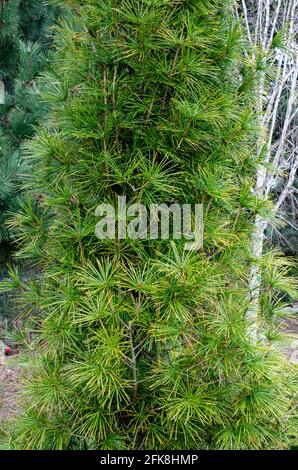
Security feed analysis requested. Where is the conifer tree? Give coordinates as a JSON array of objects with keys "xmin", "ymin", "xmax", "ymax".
[{"xmin": 5, "ymin": 0, "xmax": 297, "ymax": 450}]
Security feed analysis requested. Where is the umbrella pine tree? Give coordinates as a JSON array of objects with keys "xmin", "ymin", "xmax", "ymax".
[{"xmin": 6, "ymin": 0, "xmax": 297, "ymax": 450}]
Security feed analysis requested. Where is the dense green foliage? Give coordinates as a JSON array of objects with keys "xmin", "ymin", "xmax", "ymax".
[
  {"xmin": 0, "ymin": 0, "xmax": 59, "ymax": 323},
  {"xmin": 3, "ymin": 0, "xmax": 297, "ymax": 450},
  {"xmin": 0, "ymin": 0, "xmax": 58, "ymax": 246}
]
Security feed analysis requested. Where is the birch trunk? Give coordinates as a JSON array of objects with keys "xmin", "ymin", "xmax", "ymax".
[{"xmin": 239, "ymin": 0, "xmax": 298, "ymax": 341}]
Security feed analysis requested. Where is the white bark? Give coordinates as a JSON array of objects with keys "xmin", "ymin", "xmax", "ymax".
[{"xmin": 239, "ymin": 0, "xmax": 298, "ymax": 341}]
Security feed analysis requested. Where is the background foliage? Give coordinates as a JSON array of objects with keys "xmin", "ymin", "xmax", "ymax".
[
  {"xmin": 0, "ymin": 0, "xmax": 59, "ymax": 324},
  {"xmin": 0, "ymin": 0, "xmax": 58, "ymax": 250}
]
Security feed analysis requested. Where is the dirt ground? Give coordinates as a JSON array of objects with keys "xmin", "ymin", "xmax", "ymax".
[
  {"xmin": 280, "ymin": 317, "xmax": 298, "ymax": 364},
  {"xmin": 0, "ymin": 358, "xmax": 21, "ymax": 424}
]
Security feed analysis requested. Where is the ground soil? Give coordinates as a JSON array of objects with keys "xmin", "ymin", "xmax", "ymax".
[{"xmin": 0, "ymin": 357, "xmax": 21, "ymax": 424}]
